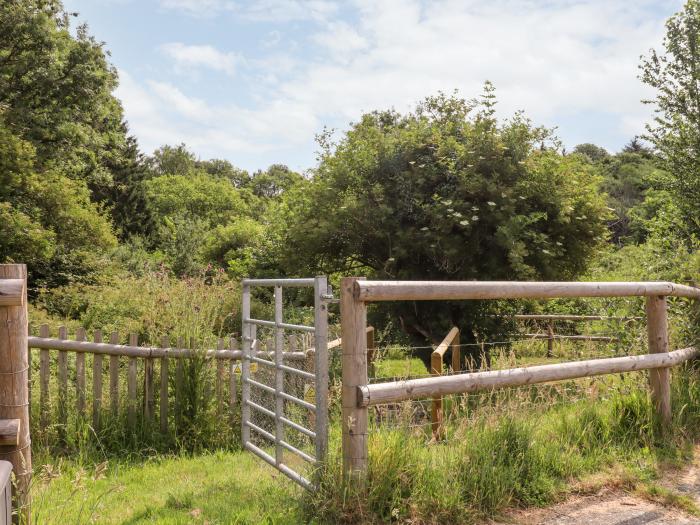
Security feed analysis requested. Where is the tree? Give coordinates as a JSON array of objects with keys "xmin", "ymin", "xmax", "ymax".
[
  {"xmin": 573, "ymin": 143, "xmax": 609, "ymax": 162},
  {"xmin": 598, "ymin": 150, "xmax": 668, "ymax": 245},
  {"xmin": 143, "ymin": 172, "xmax": 252, "ymax": 275},
  {"xmin": 0, "ymin": 1, "xmax": 128, "ymax": 190},
  {"xmin": 247, "ymin": 164, "xmax": 303, "ymax": 198},
  {"xmin": 640, "ymin": 0, "xmax": 700, "ymax": 235},
  {"xmin": 280, "ymin": 89, "xmax": 609, "ymax": 367}
]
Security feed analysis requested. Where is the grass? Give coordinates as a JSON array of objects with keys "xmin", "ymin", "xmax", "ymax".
[
  {"xmin": 29, "ymin": 329, "xmax": 700, "ymax": 524},
  {"xmin": 31, "ymin": 450, "xmax": 302, "ymax": 524}
]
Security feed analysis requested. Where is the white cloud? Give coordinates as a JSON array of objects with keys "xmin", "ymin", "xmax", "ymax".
[
  {"xmin": 123, "ymin": 0, "xmax": 680, "ymax": 169},
  {"xmin": 158, "ymin": 0, "xmax": 234, "ymax": 17},
  {"xmin": 160, "ymin": 42, "xmax": 240, "ymax": 76},
  {"xmin": 158, "ymin": 0, "xmax": 337, "ymax": 21}
]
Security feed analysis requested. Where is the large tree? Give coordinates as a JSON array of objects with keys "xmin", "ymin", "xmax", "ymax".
[
  {"xmin": 0, "ymin": 0, "xmax": 137, "ymax": 287},
  {"xmin": 280, "ymin": 88, "xmax": 609, "ymax": 366},
  {"xmin": 641, "ymin": 0, "xmax": 700, "ymax": 235}
]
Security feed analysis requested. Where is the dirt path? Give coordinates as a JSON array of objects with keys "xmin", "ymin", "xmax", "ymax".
[{"xmin": 495, "ymin": 448, "xmax": 700, "ymax": 525}]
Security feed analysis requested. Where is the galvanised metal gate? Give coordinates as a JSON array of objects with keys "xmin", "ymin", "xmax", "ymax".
[{"xmin": 240, "ymin": 277, "xmax": 329, "ymax": 490}]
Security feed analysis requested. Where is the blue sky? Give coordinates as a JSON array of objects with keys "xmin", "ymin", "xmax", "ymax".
[{"xmin": 63, "ymin": 0, "xmax": 681, "ymax": 173}]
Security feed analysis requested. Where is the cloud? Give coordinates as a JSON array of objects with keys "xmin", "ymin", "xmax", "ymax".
[
  {"xmin": 123, "ymin": 0, "xmax": 678, "ymax": 170},
  {"xmin": 160, "ymin": 42, "xmax": 240, "ymax": 76},
  {"xmin": 158, "ymin": 0, "xmax": 337, "ymax": 21}
]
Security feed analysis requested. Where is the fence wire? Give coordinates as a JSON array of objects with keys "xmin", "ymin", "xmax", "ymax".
[
  {"xmin": 247, "ymin": 329, "xmax": 317, "ymax": 466},
  {"xmin": 364, "ymin": 315, "xmax": 653, "ymax": 441}
]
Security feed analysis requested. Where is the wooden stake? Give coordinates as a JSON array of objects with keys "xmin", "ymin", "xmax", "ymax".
[
  {"xmin": 39, "ymin": 324, "xmax": 50, "ymax": 432},
  {"xmin": 75, "ymin": 327, "xmax": 86, "ymax": 418},
  {"xmin": 109, "ymin": 332, "xmax": 120, "ymax": 417},
  {"xmin": 160, "ymin": 336, "xmax": 169, "ymax": 434},
  {"xmin": 646, "ymin": 295, "xmax": 671, "ymax": 426},
  {"xmin": 57, "ymin": 326, "xmax": 68, "ymax": 431},
  {"xmin": 92, "ymin": 330, "xmax": 103, "ymax": 430},
  {"xmin": 128, "ymin": 333, "xmax": 138, "ymax": 429}
]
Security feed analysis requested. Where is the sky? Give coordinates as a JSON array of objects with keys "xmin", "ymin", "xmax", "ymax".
[{"xmin": 62, "ymin": 0, "xmax": 682, "ymax": 173}]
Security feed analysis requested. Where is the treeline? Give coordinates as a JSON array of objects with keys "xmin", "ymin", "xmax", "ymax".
[{"xmin": 3, "ymin": 1, "xmax": 700, "ymax": 346}]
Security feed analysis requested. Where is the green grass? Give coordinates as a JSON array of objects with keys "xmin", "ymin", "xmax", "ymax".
[
  {"xmin": 31, "ymin": 451, "xmax": 301, "ymax": 524},
  {"xmin": 374, "ymin": 357, "xmax": 428, "ymax": 378}
]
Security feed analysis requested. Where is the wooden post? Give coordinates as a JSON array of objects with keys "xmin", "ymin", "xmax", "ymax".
[
  {"xmin": 57, "ymin": 326, "xmax": 68, "ymax": 434},
  {"xmin": 430, "ymin": 350, "xmax": 443, "ymax": 440},
  {"xmin": 340, "ymin": 277, "xmax": 368, "ymax": 479},
  {"xmin": 451, "ymin": 329, "xmax": 461, "ymax": 373},
  {"xmin": 216, "ymin": 339, "xmax": 225, "ymax": 418},
  {"xmin": 39, "ymin": 324, "xmax": 50, "ymax": 431},
  {"xmin": 546, "ymin": 320, "xmax": 554, "ymax": 358},
  {"xmin": 75, "ymin": 327, "xmax": 86, "ymax": 418},
  {"xmin": 175, "ymin": 337, "xmax": 184, "ymax": 431},
  {"xmin": 127, "ymin": 333, "xmax": 138, "ymax": 429},
  {"xmin": 646, "ymin": 296, "xmax": 671, "ymax": 426},
  {"xmin": 109, "ymin": 331, "xmax": 120, "ymax": 417},
  {"xmin": 0, "ymin": 264, "xmax": 31, "ymax": 521},
  {"xmin": 92, "ymin": 330, "xmax": 103, "ymax": 430},
  {"xmin": 144, "ymin": 349, "xmax": 154, "ymax": 427},
  {"xmin": 160, "ymin": 336, "xmax": 169, "ymax": 435}
]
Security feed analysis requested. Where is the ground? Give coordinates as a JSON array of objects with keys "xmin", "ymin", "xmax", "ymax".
[{"xmin": 495, "ymin": 446, "xmax": 700, "ymax": 525}]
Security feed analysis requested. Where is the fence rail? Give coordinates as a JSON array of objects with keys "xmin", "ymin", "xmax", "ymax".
[{"xmin": 358, "ymin": 347, "xmax": 699, "ymax": 406}]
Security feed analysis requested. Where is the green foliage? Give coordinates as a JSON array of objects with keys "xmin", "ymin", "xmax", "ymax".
[
  {"xmin": 280, "ymin": 88, "xmax": 609, "ymax": 348},
  {"xmin": 0, "ymin": 0, "xmax": 126, "ymax": 187},
  {"xmin": 573, "ymin": 143, "xmax": 610, "ymax": 162},
  {"xmin": 596, "ymin": 150, "xmax": 672, "ymax": 244},
  {"xmin": 641, "ymin": 0, "xmax": 700, "ymax": 235}
]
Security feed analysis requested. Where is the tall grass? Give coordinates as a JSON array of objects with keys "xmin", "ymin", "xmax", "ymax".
[{"xmin": 307, "ymin": 364, "xmax": 700, "ymax": 524}]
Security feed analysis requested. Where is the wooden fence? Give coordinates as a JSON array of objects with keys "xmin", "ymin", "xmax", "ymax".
[
  {"xmin": 27, "ymin": 326, "xmax": 312, "ymax": 435},
  {"xmin": 340, "ymin": 279, "xmax": 700, "ymax": 479},
  {"xmin": 514, "ymin": 314, "xmax": 642, "ymax": 356}
]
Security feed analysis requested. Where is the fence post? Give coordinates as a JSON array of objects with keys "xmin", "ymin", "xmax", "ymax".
[
  {"xmin": 430, "ymin": 351, "xmax": 443, "ymax": 440},
  {"xmin": 340, "ymin": 277, "xmax": 368, "ymax": 479},
  {"xmin": 546, "ymin": 320, "xmax": 554, "ymax": 358},
  {"xmin": 0, "ymin": 264, "xmax": 31, "ymax": 522},
  {"xmin": 646, "ymin": 295, "xmax": 671, "ymax": 426}
]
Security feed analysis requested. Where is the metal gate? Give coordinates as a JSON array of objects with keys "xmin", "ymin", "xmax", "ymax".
[{"xmin": 240, "ymin": 277, "xmax": 329, "ymax": 490}]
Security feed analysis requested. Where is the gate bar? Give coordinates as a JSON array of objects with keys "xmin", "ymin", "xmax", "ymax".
[
  {"xmin": 244, "ymin": 377, "xmax": 316, "ymax": 411},
  {"xmin": 244, "ymin": 318, "xmax": 315, "ymax": 333},
  {"xmin": 246, "ymin": 421, "xmax": 317, "ymax": 464},
  {"xmin": 244, "ymin": 442, "xmax": 313, "ymax": 490},
  {"xmin": 274, "ymin": 285, "xmax": 285, "ymax": 467},
  {"xmin": 243, "ymin": 278, "xmax": 315, "ymax": 287}
]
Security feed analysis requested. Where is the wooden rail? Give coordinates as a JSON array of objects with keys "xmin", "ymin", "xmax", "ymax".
[
  {"xmin": 513, "ymin": 314, "xmax": 642, "ymax": 321},
  {"xmin": 340, "ymin": 278, "xmax": 700, "ymax": 479},
  {"xmin": 358, "ymin": 347, "xmax": 699, "ymax": 406},
  {"xmin": 354, "ymin": 281, "xmax": 700, "ymax": 301},
  {"xmin": 430, "ymin": 327, "xmax": 459, "ymax": 440}
]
